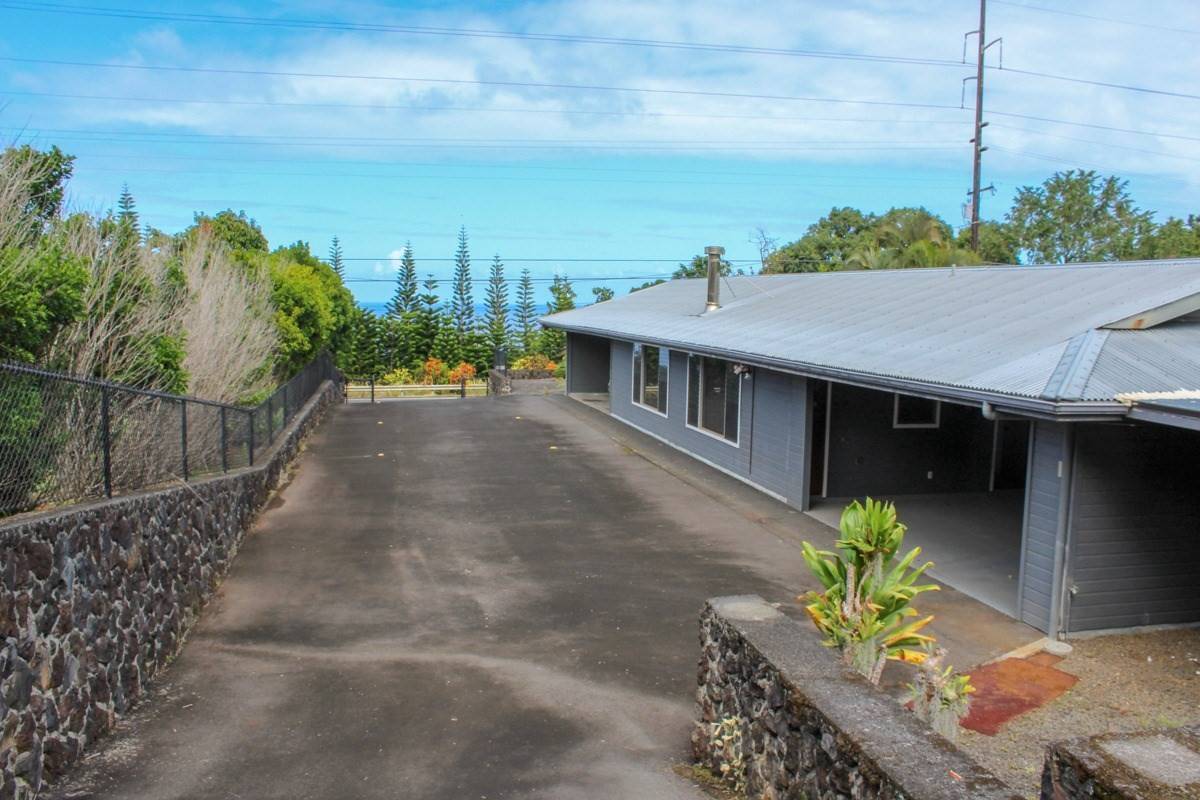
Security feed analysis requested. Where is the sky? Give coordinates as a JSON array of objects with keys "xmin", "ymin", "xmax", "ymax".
[{"xmin": 3, "ymin": 0, "xmax": 1199, "ymax": 306}]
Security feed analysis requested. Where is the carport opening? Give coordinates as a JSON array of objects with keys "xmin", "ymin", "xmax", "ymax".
[
  {"xmin": 565, "ymin": 332, "xmax": 611, "ymax": 409},
  {"xmin": 807, "ymin": 381, "xmax": 1030, "ymax": 618}
]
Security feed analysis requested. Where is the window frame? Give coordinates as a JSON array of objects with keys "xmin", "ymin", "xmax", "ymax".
[
  {"xmin": 631, "ymin": 343, "xmax": 669, "ymax": 417},
  {"xmin": 892, "ymin": 393, "xmax": 941, "ymax": 429},
  {"xmin": 685, "ymin": 353, "xmax": 742, "ymax": 446}
]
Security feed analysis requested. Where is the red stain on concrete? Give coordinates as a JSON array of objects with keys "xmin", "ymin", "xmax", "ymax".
[{"xmin": 960, "ymin": 655, "xmax": 1078, "ymax": 736}]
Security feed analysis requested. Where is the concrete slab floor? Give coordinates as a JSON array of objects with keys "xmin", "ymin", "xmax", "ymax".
[
  {"xmin": 48, "ymin": 394, "xmax": 1040, "ymax": 800},
  {"xmin": 809, "ymin": 491, "xmax": 1024, "ymax": 617}
]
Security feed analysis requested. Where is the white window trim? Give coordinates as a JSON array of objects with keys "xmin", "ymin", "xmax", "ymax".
[
  {"xmin": 892, "ymin": 393, "xmax": 941, "ymax": 429},
  {"xmin": 631, "ymin": 343, "xmax": 669, "ymax": 417},
  {"xmin": 685, "ymin": 353, "xmax": 742, "ymax": 447}
]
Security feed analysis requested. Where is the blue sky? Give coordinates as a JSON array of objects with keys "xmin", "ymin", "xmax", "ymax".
[{"xmin": 3, "ymin": 0, "xmax": 1199, "ymax": 306}]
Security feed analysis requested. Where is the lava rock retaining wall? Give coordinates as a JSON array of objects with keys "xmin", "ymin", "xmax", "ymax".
[
  {"xmin": 1042, "ymin": 724, "xmax": 1200, "ymax": 799},
  {"xmin": 0, "ymin": 381, "xmax": 340, "ymax": 799},
  {"xmin": 694, "ymin": 595, "xmax": 1022, "ymax": 800}
]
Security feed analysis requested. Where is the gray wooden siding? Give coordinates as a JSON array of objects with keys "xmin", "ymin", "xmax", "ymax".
[
  {"xmin": 566, "ymin": 333, "xmax": 611, "ymax": 394},
  {"xmin": 1064, "ymin": 423, "xmax": 1200, "ymax": 632},
  {"xmin": 611, "ymin": 342, "xmax": 750, "ymax": 478},
  {"xmin": 1019, "ymin": 421, "xmax": 1068, "ymax": 632},
  {"xmin": 609, "ymin": 341, "xmax": 808, "ymax": 507},
  {"xmin": 825, "ymin": 384, "xmax": 994, "ymax": 497},
  {"xmin": 749, "ymin": 369, "xmax": 809, "ymax": 507}
]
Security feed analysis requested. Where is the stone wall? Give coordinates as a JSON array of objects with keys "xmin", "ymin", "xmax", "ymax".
[
  {"xmin": 694, "ymin": 595, "xmax": 1022, "ymax": 800},
  {"xmin": 1042, "ymin": 725, "xmax": 1200, "ymax": 799},
  {"xmin": 0, "ymin": 381, "xmax": 340, "ymax": 799}
]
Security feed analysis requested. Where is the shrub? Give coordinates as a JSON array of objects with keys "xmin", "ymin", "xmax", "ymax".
[
  {"xmin": 447, "ymin": 361, "xmax": 476, "ymax": 384},
  {"xmin": 379, "ymin": 366, "xmax": 414, "ymax": 385},
  {"xmin": 799, "ymin": 498, "xmax": 939, "ymax": 684},
  {"xmin": 906, "ymin": 645, "xmax": 974, "ymax": 742},
  {"xmin": 420, "ymin": 357, "xmax": 448, "ymax": 385},
  {"xmin": 511, "ymin": 353, "xmax": 552, "ymax": 371}
]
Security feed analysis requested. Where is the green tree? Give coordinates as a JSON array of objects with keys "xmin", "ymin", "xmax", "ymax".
[
  {"xmin": 412, "ymin": 274, "xmax": 441, "ymax": 364},
  {"xmin": 2, "ymin": 145, "xmax": 75, "ymax": 238},
  {"xmin": 431, "ymin": 313, "xmax": 463, "ymax": 366},
  {"xmin": 386, "ymin": 241, "xmax": 419, "ymax": 317},
  {"xmin": 189, "ymin": 209, "xmax": 269, "ymax": 253},
  {"xmin": 1007, "ymin": 170, "xmax": 1156, "ymax": 263},
  {"xmin": 1140, "ymin": 214, "xmax": 1200, "ymax": 259},
  {"xmin": 954, "ymin": 220, "xmax": 1018, "ymax": 265},
  {"xmin": 538, "ymin": 275, "xmax": 575, "ymax": 360},
  {"xmin": 591, "ymin": 286, "xmax": 614, "ymax": 303},
  {"xmin": 483, "ymin": 254, "xmax": 510, "ymax": 357},
  {"xmin": 328, "ymin": 236, "xmax": 345, "ymax": 279},
  {"xmin": 515, "ymin": 268, "xmax": 538, "ymax": 355},
  {"xmin": 450, "ymin": 225, "xmax": 474, "ymax": 333},
  {"xmin": 765, "ymin": 207, "xmax": 877, "ymax": 273},
  {"xmin": 0, "ymin": 240, "xmax": 89, "ymax": 362},
  {"xmin": 117, "ymin": 183, "xmax": 139, "ymax": 229},
  {"xmin": 672, "ymin": 253, "xmax": 733, "ymax": 279}
]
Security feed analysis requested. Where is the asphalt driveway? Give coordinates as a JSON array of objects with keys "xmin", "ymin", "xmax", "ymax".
[{"xmin": 50, "ymin": 394, "xmax": 1035, "ymax": 800}]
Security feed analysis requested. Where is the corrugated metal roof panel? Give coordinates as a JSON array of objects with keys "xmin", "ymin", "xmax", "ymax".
[{"xmin": 542, "ymin": 259, "xmax": 1200, "ymax": 402}]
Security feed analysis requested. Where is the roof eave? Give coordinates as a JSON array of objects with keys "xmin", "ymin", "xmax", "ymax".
[{"xmin": 544, "ymin": 320, "xmax": 1129, "ymax": 420}]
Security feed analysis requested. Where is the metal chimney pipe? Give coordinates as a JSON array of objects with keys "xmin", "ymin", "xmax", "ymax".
[{"xmin": 704, "ymin": 245, "xmax": 724, "ymax": 312}]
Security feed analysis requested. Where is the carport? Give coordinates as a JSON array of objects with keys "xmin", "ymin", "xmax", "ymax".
[{"xmin": 807, "ymin": 380, "xmax": 1030, "ymax": 617}]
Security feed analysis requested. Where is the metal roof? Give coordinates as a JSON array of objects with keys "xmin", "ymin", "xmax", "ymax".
[{"xmin": 542, "ymin": 259, "xmax": 1200, "ymax": 409}]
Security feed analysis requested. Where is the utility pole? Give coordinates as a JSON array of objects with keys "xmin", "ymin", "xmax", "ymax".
[{"xmin": 965, "ymin": 0, "xmax": 1000, "ymax": 252}]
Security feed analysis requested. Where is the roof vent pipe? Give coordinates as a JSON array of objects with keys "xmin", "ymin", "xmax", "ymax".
[{"xmin": 705, "ymin": 245, "xmax": 725, "ymax": 312}]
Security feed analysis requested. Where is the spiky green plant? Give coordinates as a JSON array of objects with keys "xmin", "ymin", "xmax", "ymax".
[
  {"xmin": 800, "ymin": 498, "xmax": 940, "ymax": 684},
  {"xmin": 906, "ymin": 645, "xmax": 975, "ymax": 741}
]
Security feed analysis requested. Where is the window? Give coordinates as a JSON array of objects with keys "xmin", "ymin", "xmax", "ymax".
[
  {"xmin": 893, "ymin": 393, "xmax": 941, "ymax": 428},
  {"xmin": 632, "ymin": 343, "xmax": 668, "ymax": 414},
  {"xmin": 686, "ymin": 355, "xmax": 741, "ymax": 444}
]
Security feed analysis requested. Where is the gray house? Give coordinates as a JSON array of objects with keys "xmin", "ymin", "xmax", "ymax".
[{"xmin": 541, "ymin": 259, "xmax": 1200, "ymax": 638}]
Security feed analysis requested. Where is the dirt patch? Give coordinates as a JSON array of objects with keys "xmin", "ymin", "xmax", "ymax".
[{"xmin": 957, "ymin": 628, "xmax": 1200, "ymax": 797}]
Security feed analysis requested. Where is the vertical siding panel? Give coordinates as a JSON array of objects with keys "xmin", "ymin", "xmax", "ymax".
[
  {"xmin": 1019, "ymin": 421, "xmax": 1067, "ymax": 633},
  {"xmin": 1065, "ymin": 423, "xmax": 1200, "ymax": 632}
]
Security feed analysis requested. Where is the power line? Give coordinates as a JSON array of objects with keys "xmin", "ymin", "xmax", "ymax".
[
  {"xmin": 74, "ymin": 164, "xmax": 969, "ymax": 190},
  {"xmin": 991, "ymin": 0, "xmax": 1200, "ymax": 36},
  {"xmin": 6, "ymin": 2, "xmax": 1191, "ymax": 98},
  {"xmin": 0, "ymin": 1, "xmax": 965, "ymax": 68},
  {"xmin": 0, "ymin": 56, "xmax": 968, "ymax": 112},
  {"xmin": 63, "ymin": 150, "xmax": 967, "ymax": 184},
  {"xmin": 0, "ymin": 89, "xmax": 972, "ymax": 127},
  {"xmin": 990, "ymin": 123, "xmax": 1200, "ymax": 163},
  {"xmin": 7, "ymin": 88, "xmax": 1195, "ymax": 144},
  {"xmin": 985, "ymin": 110, "xmax": 1200, "ymax": 143},
  {"xmin": 4, "ymin": 127, "xmax": 969, "ymax": 153},
  {"xmin": 993, "ymin": 65, "xmax": 1200, "ymax": 101}
]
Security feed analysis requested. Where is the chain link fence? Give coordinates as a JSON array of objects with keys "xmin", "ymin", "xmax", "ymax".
[{"xmin": 0, "ymin": 353, "xmax": 338, "ymax": 518}]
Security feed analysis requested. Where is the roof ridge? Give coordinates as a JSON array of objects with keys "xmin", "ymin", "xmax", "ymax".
[{"xmin": 1040, "ymin": 330, "xmax": 1111, "ymax": 401}]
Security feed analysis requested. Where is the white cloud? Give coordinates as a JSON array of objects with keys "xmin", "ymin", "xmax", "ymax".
[{"xmin": 19, "ymin": 0, "xmax": 1200, "ymax": 194}]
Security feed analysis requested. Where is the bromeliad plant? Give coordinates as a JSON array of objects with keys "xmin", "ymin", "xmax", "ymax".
[
  {"xmin": 906, "ymin": 645, "xmax": 975, "ymax": 742},
  {"xmin": 800, "ymin": 498, "xmax": 940, "ymax": 685}
]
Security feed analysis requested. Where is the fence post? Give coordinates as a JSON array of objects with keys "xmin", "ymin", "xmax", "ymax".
[
  {"xmin": 460, "ymin": 377, "xmax": 467, "ymax": 398},
  {"xmin": 248, "ymin": 409, "xmax": 256, "ymax": 466},
  {"xmin": 180, "ymin": 399, "xmax": 189, "ymax": 481},
  {"xmin": 101, "ymin": 385, "xmax": 113, "ymax": 498},
  {"xmin": 369, "ymin": 377, "xmax": 375, "ymax": 404},
  {"xmin": 220, "ymin": 406, "xmax": 228, "ymax": 473}
]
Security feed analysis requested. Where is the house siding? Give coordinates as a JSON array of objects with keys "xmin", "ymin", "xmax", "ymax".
[
  {"xmin": 609, "ymin": 341, "xmax": 808, "ymax": 507},
  {"xmin": 824, "ymin": 384, "xmax": 994, "ymax": 498},
  {"xmin": 1064, "ymin": 423, "xmax": 1200, "ymax": 632},
  {"xmin": 1019, "ymin": 421, "xmax": 1069, "ymax": 633},
  {"xmin": 748, "ymin": 369, "xmax": 809, "ymax": 507}
]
